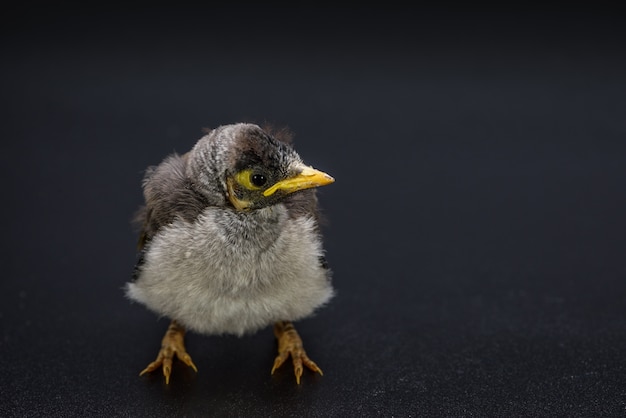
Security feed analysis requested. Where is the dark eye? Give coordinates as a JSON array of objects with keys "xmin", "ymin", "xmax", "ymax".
[{"xmin": 250, "ymin": 173, "xmax": 267, "ymax": 187}]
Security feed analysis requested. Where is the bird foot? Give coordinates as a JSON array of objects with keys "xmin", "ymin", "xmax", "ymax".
[
  {"xmin": 139, "ymin": 321, "xmax": 197, "ymax": 384},
  {"xmin": 271, "ymin": 321, "xmax": 323, "ymax": 384}
]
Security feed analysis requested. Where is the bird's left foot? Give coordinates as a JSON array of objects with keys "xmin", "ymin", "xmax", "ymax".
[
  {"xmin": 271, "ymin": 321, "xmax": 323, "ymax": 384},
  {"xmin": 139, "ymin": 320, "xmax": 198, "ymax": 384}
]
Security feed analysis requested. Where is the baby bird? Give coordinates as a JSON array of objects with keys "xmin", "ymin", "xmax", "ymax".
[{"xmin": 126, "ymin": 123, "xmax": 335, "ymax": 384}]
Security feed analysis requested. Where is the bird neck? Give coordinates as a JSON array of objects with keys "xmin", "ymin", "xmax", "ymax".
[{"xmin": 214, "ymin": 204, "xmax": 289, "ymax": 249}]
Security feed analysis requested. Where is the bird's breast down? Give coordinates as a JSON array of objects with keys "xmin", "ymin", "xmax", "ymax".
[{"xmin": 126, "ymin": 205, "xmax": 334, "ymax": 336}]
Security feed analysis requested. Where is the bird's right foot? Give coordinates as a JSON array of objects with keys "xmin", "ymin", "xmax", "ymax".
[{"xmin": 139, "ymin": 320, "xmax": 197, "ymax": 384}]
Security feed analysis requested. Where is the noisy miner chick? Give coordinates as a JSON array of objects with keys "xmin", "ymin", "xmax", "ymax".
[{"xmin": 126, "ymin": 123, "xmax": 335, "ymax": 384}]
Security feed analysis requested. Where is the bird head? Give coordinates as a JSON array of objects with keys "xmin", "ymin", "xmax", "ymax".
[{"xmin": 187, "ymin": 123, "xmax": 334, "ymax": 211}]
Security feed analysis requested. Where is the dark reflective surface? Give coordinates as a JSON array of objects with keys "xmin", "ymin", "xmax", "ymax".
[{"xmin": 2, "ymin": 6, "xmax": 626, "ymax": 416}]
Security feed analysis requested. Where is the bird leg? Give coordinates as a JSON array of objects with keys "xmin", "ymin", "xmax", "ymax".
[
  {"xmin": 139, "ymin": 320, "xmax": 197, "ymax": 384},
  {"xmin": 271, "ymin": 321, "xmax": 323, "ymax": 384}
]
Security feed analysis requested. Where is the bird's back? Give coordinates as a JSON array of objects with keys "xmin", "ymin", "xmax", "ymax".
[{"xmin": 135, "ymin": 152, "xmax": 209, "ymax": 249}]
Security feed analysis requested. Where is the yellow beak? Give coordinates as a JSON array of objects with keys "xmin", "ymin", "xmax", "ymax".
[{"xmin": 263, "ymin": 165, "xmax": 335, "ymax": 197}]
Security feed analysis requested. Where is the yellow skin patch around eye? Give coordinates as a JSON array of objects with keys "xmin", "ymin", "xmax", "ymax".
[
  {"xmin": 227, "ymin": 165, "xmax": 335, "ymax": 211},
  {"xmin": 226, "ymin": 176, "xmax": 253, "ymax": 210},
  {"xmin": 234, "ymin": 169, "xmax": 263, "ymax": 191}
]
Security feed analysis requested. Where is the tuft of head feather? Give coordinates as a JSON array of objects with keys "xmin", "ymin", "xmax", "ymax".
[{"xmin": 201, "ymin": 122, "xmax": 294, "ymax": 145}]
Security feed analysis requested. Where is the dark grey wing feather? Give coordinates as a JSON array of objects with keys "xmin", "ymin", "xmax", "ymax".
[
  {"xmin": 135, "ymin": 152, "xmax": 209, "ymax": 248},
  {"xmin": 132, "ymin": 152, "xmax": 209, "ymax": 280}
]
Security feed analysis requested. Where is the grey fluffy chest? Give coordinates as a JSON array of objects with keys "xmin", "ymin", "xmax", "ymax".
[{"xmin": 126, "ymin": 205, "xmax": 334, "ymax": 335}]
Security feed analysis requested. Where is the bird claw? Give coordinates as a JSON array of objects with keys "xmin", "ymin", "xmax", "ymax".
[
  {"xmin": 139, "ymin": 321, "xmax": 197, "ymax": 384},
  {"xmin": 271, "ymin": 321, "xmax": 323, "ymax": 384}
]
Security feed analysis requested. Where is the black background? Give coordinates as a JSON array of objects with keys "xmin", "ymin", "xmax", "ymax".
[{"xmin": 2, "ymin": 4, "xmax": 626, "ymax": 417}]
